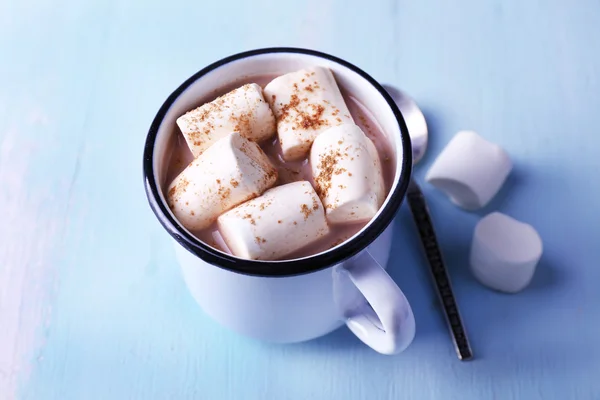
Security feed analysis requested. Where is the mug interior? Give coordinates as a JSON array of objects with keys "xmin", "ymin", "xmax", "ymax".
[{"xmin": 144, "ymin": 48, "xmax": 412, "ymax": 276}]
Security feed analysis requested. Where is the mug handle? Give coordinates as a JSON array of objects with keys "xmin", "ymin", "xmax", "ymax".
[{"xmin": 343, "ymin": 249, "xmax": 416, "ymax": 355}]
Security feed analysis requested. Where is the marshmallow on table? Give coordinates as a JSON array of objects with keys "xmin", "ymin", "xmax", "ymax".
[
  {"xmin": 310, "ymin": 123, "xmax": 385, "ymax": 224},
  {"xmin": 470, "ymin": 212, "xmax": 543, "ymax": 293},
  {"xmin": 176, "ymin": 83, "xmax": 276, "ymax": 157},
  {"xmin": 167, "ymin": 132, "xmax": 278, "ymax": 231},
  {"xmin": 218, "ymin": 181, "xmax": 329, "ymax": 260},
  {"xmin": 425, "ymin": 130, "xmax": 512, "ymax": 210},
  {"xmin": 264, "ymin": 66, "xmax": 354, "ymax": 161}
]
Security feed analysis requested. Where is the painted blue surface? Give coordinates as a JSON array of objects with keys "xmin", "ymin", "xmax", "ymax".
[{"xmin": 2, "ymin": 0, "xmax": 599, "ymax": 398}]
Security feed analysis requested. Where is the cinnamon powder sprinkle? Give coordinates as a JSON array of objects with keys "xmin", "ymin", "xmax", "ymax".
[
  {"xmin": 259, "ymin": 201, "xmax": 272, "ymax": 211},
  {"xmin": 300, "ymin": 204, "xmax": 313, "ymax": 220},
  {"xmin": 278, "ymin": 94, "xmax": 329, "ymax": 131},
  {"xmin": 231, "ymin": 112, "xmax": 251, "ymax": 134},
  {"xmin": 168, "ymin": 178, "xmax": 190, "ymax": 206},
  {"xmin": 298, "ymin": 104, "xmax": 326, "ymax": 129},
  {"xmin": 314, "ymin": 150, "xmax": 341, "ymax": 198},
  {"xmin": 242, "ymin": 213, "xmax": 256, "ymax": 225},
  {"xmin": 230, "ymin": 179, "xmax": 239, "ymax": 188},
  {"xmin": 218, "ymin": 186, "xmax": 231, "ymax": 200},
  {"xmin": 312, "ymin": 196, "xmax": 320, "ymax": 210}
]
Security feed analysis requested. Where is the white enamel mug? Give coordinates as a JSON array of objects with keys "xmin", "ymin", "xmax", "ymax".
[{"xmin": 143, "ymin": 48, "xmax": 415, "ymax": 355}]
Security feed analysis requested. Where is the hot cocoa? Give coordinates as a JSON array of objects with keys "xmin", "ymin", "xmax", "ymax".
[{"xmin": 164, "ymin": 68, "xmax": 396, "ymax": 260}]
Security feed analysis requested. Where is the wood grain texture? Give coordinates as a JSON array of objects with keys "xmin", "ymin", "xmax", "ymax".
[{"xmin": 1, "ymin": 0, "xmax": 599, "ymax": 399}]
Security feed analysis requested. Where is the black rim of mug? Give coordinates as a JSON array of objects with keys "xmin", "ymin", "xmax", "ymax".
[{"xmin": 143, "ymin": 47, "xmax": 413, "ymax": 277}]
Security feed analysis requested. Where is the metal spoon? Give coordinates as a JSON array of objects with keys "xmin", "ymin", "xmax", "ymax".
[{"xmin": 383, "ymin": 84, "xmax": 473, "ymax": 361}]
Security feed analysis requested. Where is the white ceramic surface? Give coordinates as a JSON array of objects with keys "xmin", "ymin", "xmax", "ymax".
[{"xmin": 147, "ymin": 50, "xmax": 415, "ymax": 355}]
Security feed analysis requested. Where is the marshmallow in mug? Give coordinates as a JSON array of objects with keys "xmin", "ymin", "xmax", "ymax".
[
  {"xmin": 218, "ymin": 181, "xmax": 329, "ymax": 260},
  {"xmin": 167, "ymin": 132, "xmax": 278, "ymax": 231},
  {"xmin": 176, "ymin": 83, "xmax": 276, "ymax": 158},
  {"xmin": 470, "ymin": 212, "xmax": 543, "ymax": 293},
  {"xmin": 426, "ymin": 130, "xmax": 512, "ymax": 210},
  {"xmin": 264, "ymin": 66, "xmax": 354, "ymax": 161},
  {"xmin": 310, "ymin": 123, "xmax": 385, "ymax": 224}
]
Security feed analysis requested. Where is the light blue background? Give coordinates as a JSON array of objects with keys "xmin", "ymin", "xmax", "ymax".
[{"xmin": 2, "ymin": 0, "xmax": 599, "ymax": 399}]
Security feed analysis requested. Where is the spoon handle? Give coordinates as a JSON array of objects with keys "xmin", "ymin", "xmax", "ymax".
[{"xmin": 406, "ymin": 179, "xmax": 473, "ymax": 361}]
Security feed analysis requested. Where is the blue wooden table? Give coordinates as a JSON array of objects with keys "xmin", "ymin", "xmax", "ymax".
[{"xmin": 1, "ymin": 1, "xmax": 599, "ymax": 399}]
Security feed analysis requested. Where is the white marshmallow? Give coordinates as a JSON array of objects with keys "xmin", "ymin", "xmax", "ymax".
[
  {"xmin": 218, "ymin": 181, "xmax": 329, "ymax": 260},
  {"xmin": 264, "ymin": 66, "xmax": 354, "ymax": 161},
  {"xmin": 470, "ymin": 212, "xmax": 543, "ymax": 293},
  {"xmin": 167, "ymin": 132, "xmax": 278, "ymax": 231},
  {"xmin": 425, "ymin": 130, "xmax": 512, "ymax": 210},
  {"xmin": 176, "ymin": 83, "xmax": 276, "ymax": 157},
  {"xmin": 310, "ymin": 123, "xmax": 385, "ymax": 224}
]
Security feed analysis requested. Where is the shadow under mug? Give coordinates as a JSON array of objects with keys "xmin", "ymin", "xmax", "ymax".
[{"xmin": 143, "ymin": 47, "xmax": 415, "ymax": 355}]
